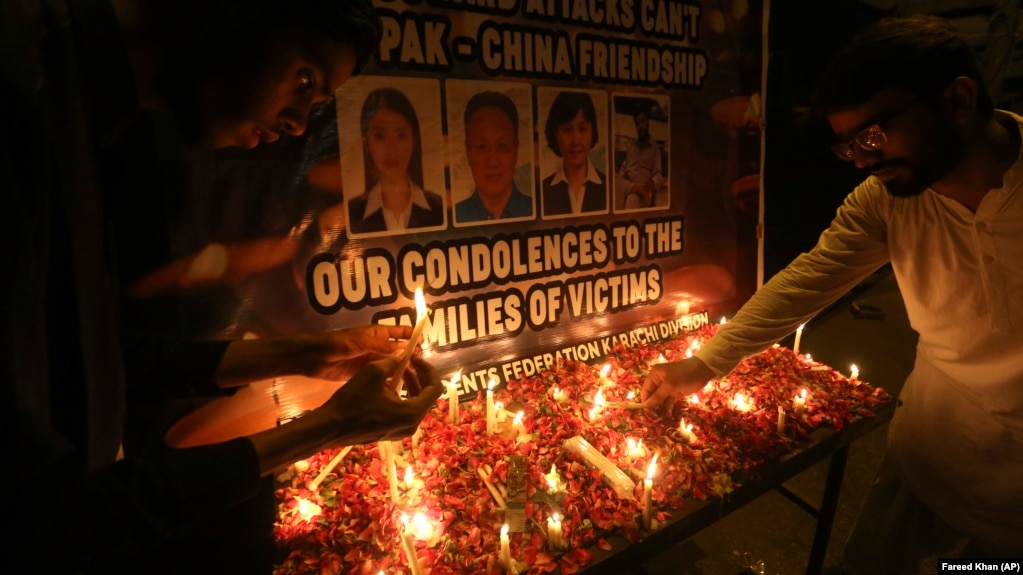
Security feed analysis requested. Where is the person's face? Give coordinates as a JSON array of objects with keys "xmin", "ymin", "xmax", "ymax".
[
  {"xmin": 194, "ymin": 38, "xmax": 359, "ymax": 149},
  {"xmin": 828, "ymin": 87, "xmax": 963, "ymax": 198},
  {"xmin": 466, "ymin": 105, "xmax": 519, "ymax": 199},
  {"xmin": 557, "ymin": 110, "xmax": 594, "ymax": 170},
  {"xmin": 633, "ymin": 112, "xmax": 650, "ymax": 141},
  {"xmin": 365, "ymin": 107, "xmax": 415, "ymax": 182}
]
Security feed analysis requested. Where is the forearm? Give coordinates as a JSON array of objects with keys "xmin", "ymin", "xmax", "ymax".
[
  {"xmin": 214, "ymin": 335, "xmax": 316, "ymax": 388},
  {"xmin": 247, "ymin": 408, "xmax": 339, "ymax": 476}
]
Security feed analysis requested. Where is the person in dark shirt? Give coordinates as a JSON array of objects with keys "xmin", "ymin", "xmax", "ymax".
[
  {"xmin": 455, "ymin": 91, "xmax": 534, "ymax": 222},
  {"xmin": 1, "ymin": 0, "xmax": 442, "ymax": 572},
  {"xmin": 540, "ymin": 91, "xmax": 608, "ymax": 217}
]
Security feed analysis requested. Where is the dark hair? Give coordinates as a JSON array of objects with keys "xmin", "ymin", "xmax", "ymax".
[
  {"xmin": 544, "ymin": 92, "xmax": 599, "ymax": 157},
  {"xmin": 812, "ymin": 14, "xmax": 993, "ymax": 117},
  {"xmin": 463, "ymin": 91, "xmax": 520, "ymax": 140},
  {"xmin": 360, "ymin": 88, "xmax": 425, "ymax": 193},
  {"xmin": 159, "ymin": 0, "xmax": 381, "ymax": 143}
]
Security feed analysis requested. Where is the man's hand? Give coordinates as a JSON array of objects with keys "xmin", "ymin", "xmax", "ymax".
[
  {"xmin": 642, "ymin": 357, "xmax": 717, "ymax": 410},
  {"xmin": 248, "ymin": 355, "xmax": 443, "ymax": 475},
  {"xmin": 318, "ymin": 355, "xmax": 443, "ymax": 445}
]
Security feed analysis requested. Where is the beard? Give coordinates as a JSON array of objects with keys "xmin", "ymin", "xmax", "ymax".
[{"xmin": 877, "ymin": 131, "xmax": 966, "ymax": 198}]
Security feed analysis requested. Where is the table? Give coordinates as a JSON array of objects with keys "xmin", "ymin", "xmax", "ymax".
[{"xmin": 580, "ymin": 400, "xmax": 896, "ymax": 575}]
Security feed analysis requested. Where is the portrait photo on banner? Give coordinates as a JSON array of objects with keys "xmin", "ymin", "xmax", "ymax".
[
  {"xmin": 446, "ymin": 79, "xmax": 536, "ymax": 227},
  {"xmin": 612, "ymin": 93, "xmax": 671, "ymax": 213},
  {"xmin": 536, "ymin": 87, "xmax": 610, "ymax": 220},
  {"xmin": 336, "ymin": 76, "xmax": 447, "ymax": 238}
]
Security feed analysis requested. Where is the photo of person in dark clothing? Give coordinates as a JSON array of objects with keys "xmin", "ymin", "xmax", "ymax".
[
  {"xmin": 347, "ymin": 86, "xmax": 445, "ymax": 235},
  {"xmin": 540, "ymin": 90, "xmax": 609, "ymax": 218}
]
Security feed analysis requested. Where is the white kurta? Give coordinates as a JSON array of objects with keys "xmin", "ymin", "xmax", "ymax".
[{"xmin": 698, "ymin": 111, "xmax": 1023, "ymax": 553}]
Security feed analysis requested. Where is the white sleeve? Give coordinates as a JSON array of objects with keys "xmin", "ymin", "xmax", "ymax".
[{"xmin": 697, "ymin": 178, "xmax": 894, "ymax": 376}]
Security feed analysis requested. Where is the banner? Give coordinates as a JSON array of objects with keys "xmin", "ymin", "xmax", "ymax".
[{"xmin": 137, "ymin": 0, "xmax": 764, "ymax": 396}]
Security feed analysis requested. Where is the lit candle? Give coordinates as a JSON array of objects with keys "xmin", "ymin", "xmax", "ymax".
[
  {"xmin": 678, "ymin": 418, "xmax": 697, "ymax": 443},
  {"xmin": 486, "ymin": 378, "xmax": 497, "ymax": 435},
  {"xmin": 409, "ymin": 511, "xmax": 437, "ymax": 546},
  {"xmin": 685, "ymin": 348, "xmax": 694, "ymax": 358},
  {"xmin": 499, "ymin": 524, "xmax": 511, "ymax": 570},
  {"xmin": 777, "ymin": 406, "xmax": 786, "ymax": 435},
  {"xmin": 393, "ymin": 287, "xmax": 429, "ymax": 393},
  {"xmin": 446, "ymin": 370, "xmax": 462, "ymax": 424},
  {"xmin": 588, "ymin": 387, "xmax": 605, "ymax": 421},
  {"xmin": 850, "ymin": 364, "xmax": 859, "ymax": 381},
  {"xmin": 643, "ymin": 453, "xmax": 658, "ymax": 529},
  {"xmin": 731, "ymin": 392, "xmax": 753, "ymax": 412},
  {"xmin": 792, "ymin": 388, "xmax": 807, "ymax": 416},
  {"xmin": 626, "ymin": 437, "xmax": 647, "ymax": 459},
  {"xmin": 295, "ymin": 497, "xmax": 322, "ymax": 521},
  {"xmin": 720, "ymin": 316, "xmax": 727, "ymax": 324},
  {"xmin": 793, "ymin": 323, "xmax": 805, "ymax": 356},
  {"xmin": 544, "ymin": 464, "xmax": 563, "ymax": 494},
  {"xmin": 512, "ymin": 410, "xmax": 525, "ymax": 441},
  {"xmin": 404, "ymin": 465, "xmax": 415, "ymax": 490},
  {"xmin": 598, "ymin": 363, "xmax": 612, "ymax": 387},
  {"xmin": 551, "ymin": 386, "xmax": 568, "ymax": 402},
  {"xmin": 547, "ymin": 513, "xmax": 564, "ymax": 550},
  {"xmin": 688, "ymin": 393, "xmax": 701, "ymax": 407},
  {"xmin": 655, "ymin": 353, "xmax": 667, "ymax": 364},
  {"xmin": 401, "ymin": 514, "xmax": 424, "ymax": 575}
]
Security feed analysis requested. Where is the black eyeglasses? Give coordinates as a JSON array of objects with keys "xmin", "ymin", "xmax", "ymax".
[{"xmin": 830, "ymin": 96, "xmax": 924, "ymax": 161}]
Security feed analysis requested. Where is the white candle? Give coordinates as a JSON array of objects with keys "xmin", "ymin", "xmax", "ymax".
[
  {"xmin": 499, "ymin": 524, "xmax": 511, "ymax": 570},
  {"xmin": 547, "ymin": 513, "xmax": 563, "ymax": 550},
  {"xmin": 388, "ymin": 454, "xmax": 400, "ymax": 504},
  {"xmin": 401, "ymin": 514, "xmax": 424, "ymax": 575},
  {"xmin": 777, "ymin": 406, "xmax": 786, "ymax": 435},
  {"xmin": 392, "ymin": 287, "xmax": 428, "ymax": 393},
  {"xmin": 446, "ymin": 370, "xmax": 462, "ymax": 425},
  {"xmin": 486, "ymin": 379, "xmax": 497, "ymax": 435},
  {"xmin": 792, "ymin": 388, "xmax": 807, "ymax": 416},
  {"xmin": 850, "ymin": 364, "xmax": 859, "ymax": 381},
  {"xmin": 308, "ymin": 445, "xmax": 353, "ymax": 491},
  {"xmin": 793, "ymin": 323, "xmax": 805, "ymax": 356},
  {"xmin": 562, "ymin": 436, "xmax": 636, "ymax": 499},
  {"xmin": 643, "ymin": 453, "xmax": 658, "ymax": 530}
]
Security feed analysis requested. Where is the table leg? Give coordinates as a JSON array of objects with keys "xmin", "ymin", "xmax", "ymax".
[{"xmin": 805, "ymin": 446, "xmax": 849, "ymax": 575}]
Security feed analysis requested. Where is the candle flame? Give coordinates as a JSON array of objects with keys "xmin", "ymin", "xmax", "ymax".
[
  {"xmin": 404, "ymin": 465, "xmax": 414, "ymax": 487},
  {"xmin": 410, "ymin": 511, "xmax": 433, "ymax": 540},
  {"xmin": 850, "ymin": 364, "xmax": 859, "ymax": 377},
  {"xmin": 689, "ymin": 393, "xmax": 701, "ymax": 405},
  {"xmin": 720, "ymin": 316, "xmax": 727, "ymax": 324},
  {"xmin": 495, "ymin": 400, "xmax": 504, "ymax": 411},
  {"xmin": 646, "ymin": 453, "xmax": 659, "ymax": 480},
  {"xmin": 805, "ymin": 353, "xmax": 813, "ymax": 361},
  {"xmin": 732, "ymin": 392, "xmax": 753, "ymax": 412},
  {"xmin": 600, "ymin": 363, "xmax": 611, "ymax": 377},
  {"xmin": 513, "ymin": 411, "xmax": 524, "ymax": 425},
  {"xmin": 552, "ymin": 512, "xmax": 560, "ymax": 522},
  {"xmin": 296, "ymin": 497, "xmax": 322, "ymax": 521},
  {"xmin": 414, "ymin": 287, "xmax": 427, "ymax": 319},
  {"xmin": 656, "ymin": 353, "xmax": 667, "ymax": 363},
  {"xmin": 501, "ymin": 524, "xmax": 509, "ymax": 536},
  {"xmin": 798, "ymin": 323, "xmax": 805, "ymax": 331},
  {"xmin": 685, "ymin": 348, "xmax": 693, "ymax": 358},
  {"xmin": 626, "ymin": 390, "xmax": 636, "ymax": 400},
  {"xmin": 545, "ymin": 464, "xmax": 561, "ymax": 492},
  {"xmin": 488, "ymin": 378, "xmax": 496, "ymax": 391},
  {"xmin": 449, "ymin": 369, "xmax": 462, "ymax": 387},
  {"xmin": 800, "ymin": 388, "xmax": 808, "ymax": 399}
]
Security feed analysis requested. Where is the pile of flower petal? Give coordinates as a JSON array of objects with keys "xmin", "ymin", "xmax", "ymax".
[{"xmin": 273, "ymin": 324, "xmax": 891, "ymax": 575}]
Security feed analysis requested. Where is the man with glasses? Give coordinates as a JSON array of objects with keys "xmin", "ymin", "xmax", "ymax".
[{"xmin": 642, "ymin": 14, "xmax": 1022, "ymax": 570}]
